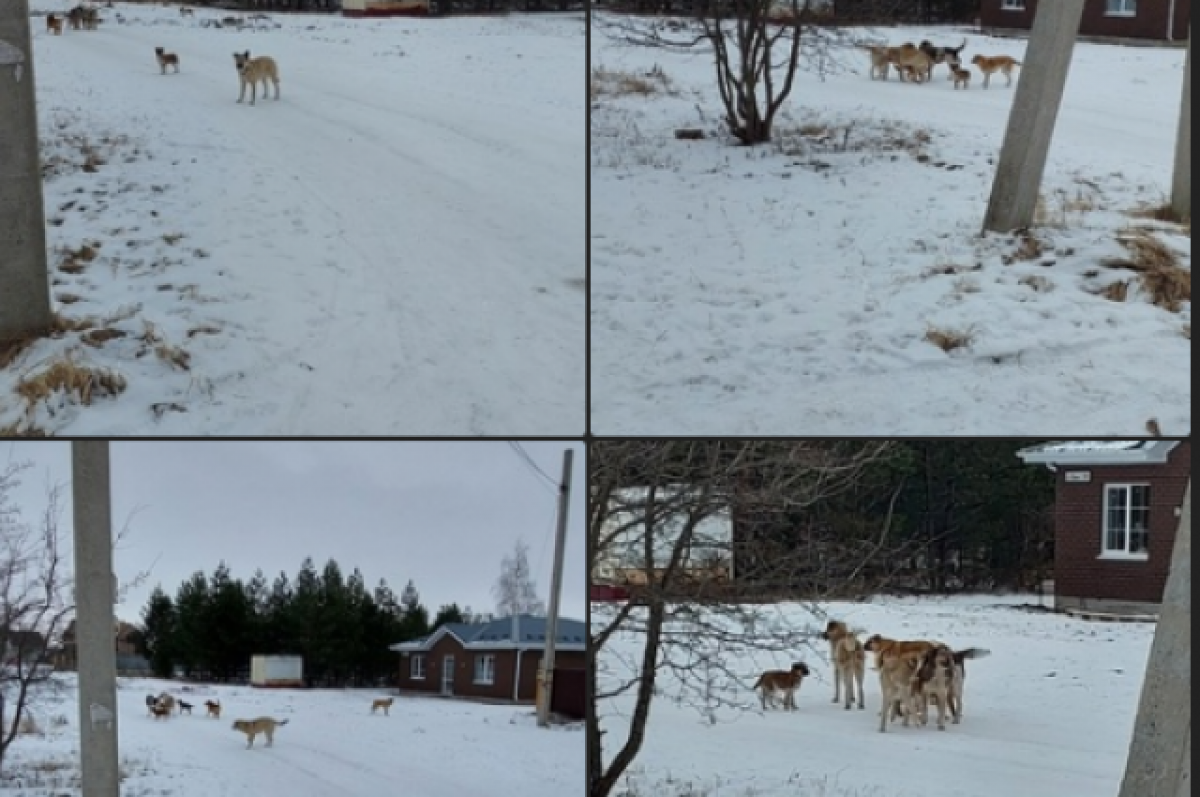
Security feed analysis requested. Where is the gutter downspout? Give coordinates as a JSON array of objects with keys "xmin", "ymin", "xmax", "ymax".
[{"xmin": 1167, "ymin": 0, "xmax": 1177, "ymax": 42}]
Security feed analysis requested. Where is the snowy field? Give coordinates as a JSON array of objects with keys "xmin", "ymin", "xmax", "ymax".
[
  {"xmin": 590, "ymin": 16, "xmax": 1191, "ymax": 435},
  {"xmin": 2, "ymin": 675, "xmax": 582, "ymax": 796},
  {"xmin": 2, "ymin": 4, "xmax": 584, "ymax": 436},
  {"xmin": 594, "ymin": 594, "xmax": 1157, "ymax": 797}
]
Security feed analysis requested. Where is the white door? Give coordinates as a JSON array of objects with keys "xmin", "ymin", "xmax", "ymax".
[{"xmin": 441, "ymin": 655, "xmax": 454, "ymax": 696}]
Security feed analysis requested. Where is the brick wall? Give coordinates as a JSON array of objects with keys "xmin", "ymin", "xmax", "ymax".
[{"xmin": 1054, "ymin": 440, "xmax": 1190, "ymax": 606}]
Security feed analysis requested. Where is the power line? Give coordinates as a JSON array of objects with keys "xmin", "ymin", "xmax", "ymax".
[{"xmin": 508, "ymin": 442, "xmax": 558, "ymax": 494}]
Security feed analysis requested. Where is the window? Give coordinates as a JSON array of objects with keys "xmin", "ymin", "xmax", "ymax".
[
  {"xmin": 410, "ymin": 654, "xmax": 425, "ymax": 680},
  {"xmin": 1105, "ymin": 0, "xmax": 1137, "ymax": 16},
  {"xmin": 474, "ymin": 654, "xmax": 496, "ymax": 685},
  {"xmin": 1102, "ymin": 485, "xmax": 1151, "ymax": 557},
  {"xmin": 1001, "ymin": 0, "xmax": 1026, "ymax": 10}
]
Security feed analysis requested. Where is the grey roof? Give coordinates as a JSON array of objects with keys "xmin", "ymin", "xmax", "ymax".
[
  {"xmin": 389, "ymin": 615, "xmax": 586, "ymax": 652},
  {"xmin": 1017, "ymin": 440, "xmax": 1182, "ymax": 466}
]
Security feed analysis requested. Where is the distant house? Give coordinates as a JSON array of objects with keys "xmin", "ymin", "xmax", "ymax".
[
  {"xmin": 1017, "ymin": 440, "xmax": 1190, "ymax": 614},
  {"xmin": 390, "ymin": 615, "xmax": 586, "ymax": 704},
  {"xmin": 2, "ymin": 629, "xmax": 47, "ymax": 667},
  {"xmin": 52, "ymin": 619, "xmax": 149, "ymax": 674},
  {"xmin": 981, "ymin": 0, "xmax": 1189, "ymax": 43}
]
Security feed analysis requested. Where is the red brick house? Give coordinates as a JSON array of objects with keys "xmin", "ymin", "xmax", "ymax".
[
  {"xmin": 1018, "ymin": 440, "xmax": 1190, "ymax": 614},
  {"xmin": 390, "ymin": 615, "xmax": 586, "ymax": 703},
  {"xmin": 981, "ymin": 0, "xmax": 1189, "ymax": 43}
]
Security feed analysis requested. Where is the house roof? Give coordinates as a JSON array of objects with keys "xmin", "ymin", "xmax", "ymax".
[
  {"xmin": 1017, "ymin": 440, "xmax": 1183, "ymax": 467},
  {"xmin": 388, "ymin": 615, "xmax": 586, "ymax": 653}
]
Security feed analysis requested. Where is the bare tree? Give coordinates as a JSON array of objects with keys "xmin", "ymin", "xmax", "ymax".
[
  {"xmin": 597, "ymin": 0, "xmax": 864, "ymax": 145},
  {"xmin": 587, "ymin": 440, "xmax": 908, "ymax": 797},
  {"xmin": 0, "ymin": 462, "xmax": 73, "ymax": 774},
  {"xmin": 493, "ymin": 538, "xmax": 546, "ymax": 617}
]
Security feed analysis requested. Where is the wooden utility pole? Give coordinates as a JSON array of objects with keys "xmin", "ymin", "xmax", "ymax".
[
  {"xmin": 1118, "ymin": 480, "xmax": 1191, "ymax": 797},
  {"xmin": 1, "ymin": 0, "xmax": 53, "ymax": 340},
  {"xmin": 982, "ymin": 0, "xmax": 1086, "ymax": 233},
  {"xmin": 1170, "ymin": 33, "xmax": 1190, "ymax": 221},
  {"xmin": 72, "ymin": 442, "xmax": 120, "ymax": 797},
  {"xmin": 537, "ymin": 447, "xmax": 573, "ymax": 727}
]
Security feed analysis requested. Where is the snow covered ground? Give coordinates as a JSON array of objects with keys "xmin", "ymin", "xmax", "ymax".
[
  {"xmin": 3, "ymin": 675, "xmax": 581, "ymax": 796},
  {"xmin": 594, "ymin": 594, "xmax": 1157, "ymax": 797},
  {"xmin": 590, "ymin": 16, "xmax": 1191, "ymax": 435},
  {"xmin": 2, "ymin": 4, "xmax": 584, "ymax": 435}
]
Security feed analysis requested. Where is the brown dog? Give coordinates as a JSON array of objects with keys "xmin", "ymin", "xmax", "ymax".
[
  {"xmin": 876, "ymin": 651, "xmax": 923, "ymax": 732},
  {"xmin": 888, "ymin": 44, "xmax": 935, "ymax": 83},
  {"xmin": 751, "ymin": 662, "xmax": 811, "ymax": 711},
  {"xmin": 822, "ymin": 621, "xmax": 866, "ymax": 710},
  {"xmin": 150, "ymin": 703, "xmax": 172, "ymax": 720},
  {"xmin": 205, "ymin": 700, "xmax": 222, "ymax": 719},
  {"xmin": 370, "ymin": 697, "xmax": 394, "ymax": 716},
  {"xmin": 155, "ymin": 47, "xmax": 180, "ymax": 75},
  {"xmin": 863, "ymin": 634, "xmax": 940, "ymax": 670},
  {"xmin": 911, "ymin": 644, "xmax": 959, "ymax": 730},
  {"xmin": 971, "ymin": 54, "xmax": 1022, "ymax": 89},
  {"xmin": 951, "ymin": 66, "xmax": 972, "ymax": 90},
  {"xmin": 233, "ymin": 51, "xmax": 281, "ymax": 105},
  {"xmin": 47, "ymin": 14, "xmax": 63, "ymax": 35},
  {"xmin": 860, "ymin": 44, "xmax": 893, "ymax": 80}
]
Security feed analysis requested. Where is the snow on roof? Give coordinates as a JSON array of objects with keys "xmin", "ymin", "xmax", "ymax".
[{"xmin": 1017, "ymin": 440, "xmax": 1181, "ymax": 465}]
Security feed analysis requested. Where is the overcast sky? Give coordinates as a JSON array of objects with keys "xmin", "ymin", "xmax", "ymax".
[{"xmin": 2, "ymin": 441, "xmax": 585, "ymax": 627}]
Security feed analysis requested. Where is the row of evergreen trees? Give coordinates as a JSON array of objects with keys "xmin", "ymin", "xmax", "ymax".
[{"xmin": 139, "ymin": 557, "xmax": 480, "ymax": 685}]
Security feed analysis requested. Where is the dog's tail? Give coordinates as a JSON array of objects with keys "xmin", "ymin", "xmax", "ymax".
[
  {"xmin": 954, "ymin": 647, "xmax": 992, "ymax": 662},
  {"xmin": 750, "ymin": 673, "xmax": 765, "ymax": 692}
]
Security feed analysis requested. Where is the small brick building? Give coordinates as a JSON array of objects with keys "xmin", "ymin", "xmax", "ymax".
[
  {"xmin": 980, "ymin": 0, "xmax": 1189, "ymax": 43},
  {"xmin": 390, "ymin": 615, "xmax": 586, "ymax": 704},
  {"xmin": 1018, "ymin": 440, "xmax": 1190, "ymax": 614}
]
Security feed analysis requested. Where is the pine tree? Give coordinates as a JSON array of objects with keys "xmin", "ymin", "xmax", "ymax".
[{"xmin": 140, "ymin": 586, "xmax": 177, "ymax": 678}]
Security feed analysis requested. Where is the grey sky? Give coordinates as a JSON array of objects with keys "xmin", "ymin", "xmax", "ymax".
[{"xmin": 2, "ymin": 441, "xmax": 585, "ymax": 628}]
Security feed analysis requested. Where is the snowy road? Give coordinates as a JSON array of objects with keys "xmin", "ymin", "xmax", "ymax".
[{"xmin": 18, "ymin": 7, "xmax": 584, "ymax": 434}]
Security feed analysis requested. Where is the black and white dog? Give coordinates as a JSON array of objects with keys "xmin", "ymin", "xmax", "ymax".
[{"xmin": 919, "ymin": 37, "xmax": 968, "ymax": 78}]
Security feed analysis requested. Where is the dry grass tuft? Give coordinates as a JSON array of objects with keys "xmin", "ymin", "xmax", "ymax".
[
  {"xmin": 15, "ymin": 357, "xmax": 127, "ymax": 407},
  {"xmin": 924, "ymin": 325, "xmax": 975, "ymax": 353},
  {"xmin": 1019, "ymin": 274, "xmax": 1054, "ymax": 292},
  {"xmin": 1101, "ymin": 229, "xmax": 1191, "ymax": 312},
  {"xmin": 591, "ymin": 65, "xmax": 674, "ymax": 100},
  {"xmin": 140, "ymin": 321, "xmax": 192, "ymax": 371},
  {"xmin": 1, "ymin": 313, "xmax": 96, "ymax": 369}
]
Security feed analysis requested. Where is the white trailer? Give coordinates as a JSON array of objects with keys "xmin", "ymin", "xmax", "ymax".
[{"xmin": 250, "ymin": 654, "xmax": 304, "ymax": 688}]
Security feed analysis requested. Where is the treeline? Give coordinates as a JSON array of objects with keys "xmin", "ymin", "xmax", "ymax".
[{"xmin": 139, "ymin": 557, "xmax": 480, "ymax": 685}]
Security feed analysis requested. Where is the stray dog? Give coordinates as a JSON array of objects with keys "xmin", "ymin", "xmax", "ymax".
[
  {"xmin": 232, "ymin": 717, "xmax": 289, "ymax": 748},
  {"xmin": 150, "ymin": 703, "xmax": 172, "ymax": 720},
  {"xmin": 876, "ymin": 651, "xmax": 922, "ymax": 733},
  {"xmin": 145, "ymin": 694, "xmax": 159, "ymax": 716},
  {"xmin": 951, "ymin": 66, "xmax": 972, "ymax": 90},
  {"xmin": 919, "ymin": 37, "xmax": 967, "ymax": 76},
  {"xmin": 946, "ymin": 647, "xmax": 991, "ymax": 720},
  {"xmin": 370, "ymin": 697, "xmax": 394, "ymax": 716},
  {"xmin": 887, "ymin": 43, "xmax": 935, "ymax": 83},
  {"xmin": 971, "ymin": 54, "xmax": 1022, "ymax": 89},
  {"xmin": 155, "ymin": 47, "xmax": 180, "ymax": 75},
  {"xmin": 751, "ymin": 662, "xmax": 810, "ymax": 711},
  {"xmin": 178, "ymin": 700, "xmax": 194, "ymax": 715},
  {"xmin": 863, "ymin": 634, "xmax": 940, "ymax": 670},
  {"xmin": 859, "ymin": 44, "xmax": 893, "ymax": 80},
  {"xmin": 205, "ymin": 700, "xmax": 222, "ymax": 719},
  {"xmin": 156, "ymin": 693, "xmax": 177, "ymax": 714},
  {"xmin": 47, "ymin": 14, "xmax": 63, "ymax": 35},
  {"xmin": 822, "ymin": 621, "xmax": 866, "ymax": 710},
  {"xmin": 910, "ymin": 644, "xmax": 958, "ymax": 730},
  {"xmin": 233, "ymin": 50, "xmax": 281, "ymax": 105}
]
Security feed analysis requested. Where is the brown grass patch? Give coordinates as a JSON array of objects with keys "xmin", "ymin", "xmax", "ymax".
[
  {"xmin": 1101, "ymin": 229, "xmax": 1191, "ymax": 312},
  {"xmin": 186, "ymin": 324, "xmax": 222, "ymax": 338},
  {"xmin": 924, "ymin": 325, "xmax": 975, "ymax": 353},
  {"xmin": 1099, "ymin": 280, "xmax": 1130, "ymax": 303},
  {"xmin": 1019, "ymin": 274, "xmax": 1054, "ymax": 292},
  {"xmin": 82, "ymin": 328, "xmax": 129, "ymax": 347},
  {"xmin": 1, "ymin": 313, "xmax": 95, "ymax": 369},
  {"xmin": 1129, "ymin": 201, "xmax": 1191, "ymax": 230},
  {"xmin": 15, "ymin": 357, "xmax": 127, "ymax": 408},
  {"xmin": 140, "ymin": 321, "xmax": 192, "ymax": 371},
  {"xmin": 591, "ymin": 65, "xmax": 674, "ymax": 100}
]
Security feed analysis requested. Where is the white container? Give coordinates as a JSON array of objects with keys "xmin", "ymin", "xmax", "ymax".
[{"xmin": 250, "ymin": 654, "xmax": 304, "ymax": 688}]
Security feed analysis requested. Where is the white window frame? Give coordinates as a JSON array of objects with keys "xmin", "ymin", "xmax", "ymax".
[
  {"xmin": 410, "ymin": 654, "xmax": 426, "ymax": 680},
  {"xmin": 1000, "ymin": 0, "xmax": 1026, "ymax": 10},
  {"xmin": 473, "ymin": 654, "xmax": 496, "ymax": 686},
  {"xmin": 1105, "ymin": 0, "xmax": 1137, "ymax": 17},
  {"xmin": 1100, "ymin": 483, "xmax": 1151, "ymax": 560}
]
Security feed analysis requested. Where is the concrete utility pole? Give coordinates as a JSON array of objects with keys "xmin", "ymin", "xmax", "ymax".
[
  {"xmin": 982, "ymin": 0, "xmax": 1086, "ymax": 233},
  {"xmin": 1118, "ymin": 480, "xmax": 1191, "ymax": 797},
  {"xmin": 72, "ymin": 442, "xmax": 120, "ymax": 797},
  {"xmin": 1170, "ymin": 33, "xmax": 1190, "ymax": 221},
  {"xmin": 536, "ymin": 447, "xmax": 573, "ymax": 728},
  {"xmin": 0, "ymin": 0, "xmax": 53, "ymax": 340}
]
